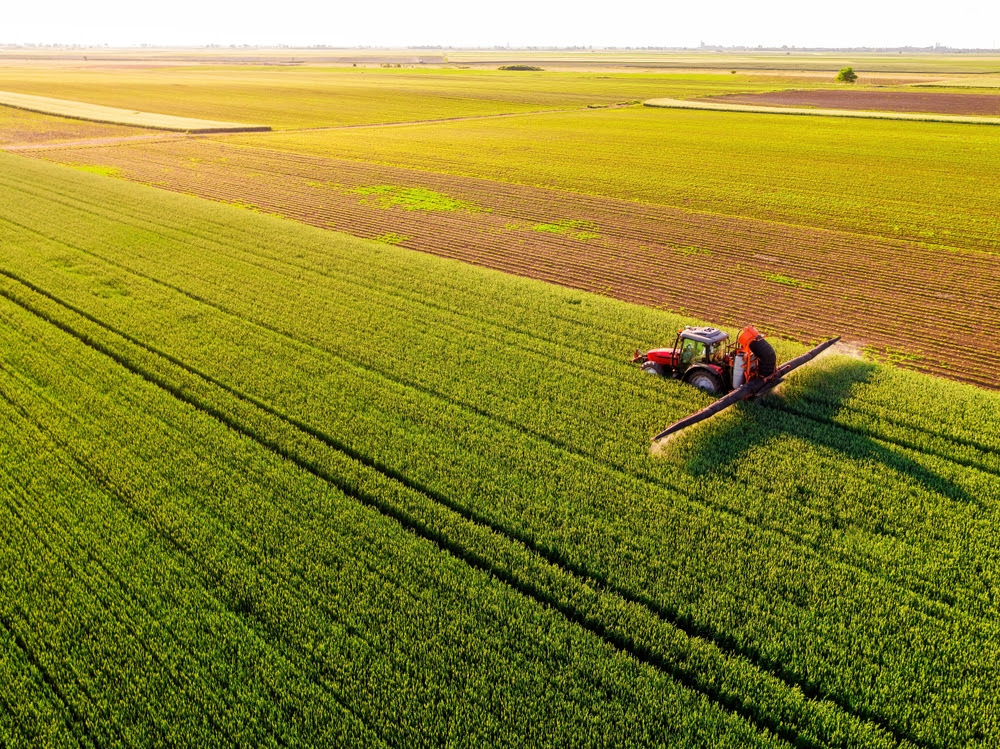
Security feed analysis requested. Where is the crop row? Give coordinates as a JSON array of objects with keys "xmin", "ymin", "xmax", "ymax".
[
  {"xmin": 29, "ymin": 139, "xmax": 1000, "ymax": 387},
  {"xmin": 3, "ymin": 156, "xmax": 1000, "ymax": 745}
]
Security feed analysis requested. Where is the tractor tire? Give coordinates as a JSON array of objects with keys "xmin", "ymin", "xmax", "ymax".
[
  {"xmin": 641, "ymin": 362, "xmax": 665, "ymax": 377},
  {"xmin": 684, "ymin": 369, "xmax": 723, "ymax": 395}
]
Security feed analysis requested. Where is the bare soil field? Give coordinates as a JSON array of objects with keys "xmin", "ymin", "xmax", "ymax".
[
  {"xmin": 26, "ymin": 138, "xmax": 1000, "ymax": 387},
  {"xmin": 706, "ymin": 89, "xmax": 1000, "ymax": 115}
]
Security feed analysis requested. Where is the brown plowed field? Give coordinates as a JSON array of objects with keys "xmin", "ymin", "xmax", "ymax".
[
  {"xmin": 705, "ymin": 90, "xmax": 1000, "ymax": 116},
  {"xmin": 27, "ymin": 139, "xmax": 1000, "ymax": 388}
]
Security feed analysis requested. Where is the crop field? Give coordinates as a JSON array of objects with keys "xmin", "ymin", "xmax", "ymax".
[
  {"xmin": 644, "ymin": 96, "xmax": 1000, "ymax": 125},
  {"xmin": 25, "ymin": 95, "xmax": 1000, "ymax": 386},
  {"xmin": 3, "ymin": 53, "xmax": 1000, "ymax": 746},
  {"xmin": 0, "ymin": 65, "xmax": 789, "ymax": 129},
  {"xmin": 3, "ymin": 151, "xmax": 1000, "ymax": 748},
  {"xmin": 0, "ymin": 104, "xmax": 150, "ymax": 146},
  {"xmin": 222, "ymin": 105, "xmax": 1000, "ymax": 254}
]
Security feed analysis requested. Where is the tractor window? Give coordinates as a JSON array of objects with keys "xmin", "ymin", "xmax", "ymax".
[{"xmin": 680, "ymin": 340, "xmax": 705, "ymax": 365}]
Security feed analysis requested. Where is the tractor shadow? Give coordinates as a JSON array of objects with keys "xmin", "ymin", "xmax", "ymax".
[{"xmin": 674, "ymin": 357, "xmax": 978, "ymax": 509}]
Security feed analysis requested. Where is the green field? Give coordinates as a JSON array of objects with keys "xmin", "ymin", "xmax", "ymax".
[
  {"xmin": 228, "ymin": 105, "xmax": 1000, "ymax": 256},
  {"xmin": 2, "ymin": 151, "xmax": 1000, "ymax": 747},
  {"xmin": 0, "ymin": 65, "xmax": 811, "ymax": 129},
  {"xmin": 3, "ymin": 52, "xmax": 1000, "ymax": 746}
]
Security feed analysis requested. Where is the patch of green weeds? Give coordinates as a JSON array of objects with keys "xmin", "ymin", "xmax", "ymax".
[
  {"xmin": 354, "ymin": 185, "xmax": 484, "ymax": 212},
  {"xmin": 532, "ymin": 219, "xmax": 600, "ymax": 241},
  {"xmin": 374, "ymin": 232, "xmax": 410, "ymax": 245},
  {"xmin": 71, "ymin": 164, "xmax": 121, "ymax": 178},
  {"xmin": 675, "ymin": 245, "xmax": 712, "ymax": 256},
  {"xmin": 766, "ymin": 273, "xmax": 816, "ymax": 290}
]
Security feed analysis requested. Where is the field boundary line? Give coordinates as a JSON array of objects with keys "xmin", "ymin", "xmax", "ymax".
[
  {"xmin": 0, "ymin": 385, "xmax": 316, "ymax": 747},
  {"xmin": 0, "ymin": 609, "xmax": 100, "ymax": 749},
  {"xmin": 0, "ymin": 301, "xmax": 395, "ymax": 749},
  {"xmin": 0, "ymin": 442, "xmax": 248, "ymax": 749},
  {"xmin": 644, "ymin": 97, "xmax": 1000, "ymax": 125}
]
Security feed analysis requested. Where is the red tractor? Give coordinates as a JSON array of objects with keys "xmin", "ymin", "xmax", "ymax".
[
  {"xmin": 634, "ymin": 325, "xmax": 841, "ymax": 441},
  {"xmin": 632, "ymin": 325, "xmax": 776, "ymax": 395}
]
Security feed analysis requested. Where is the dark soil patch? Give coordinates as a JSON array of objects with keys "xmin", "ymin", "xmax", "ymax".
[{"xmin": 705, "ymin": 90, "xmax": 1000, "ymax": 116}]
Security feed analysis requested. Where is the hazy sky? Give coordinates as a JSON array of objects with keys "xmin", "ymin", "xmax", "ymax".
[{"xmin": 4, "ymin": 0, "xmax": 999, "ymax": 49}]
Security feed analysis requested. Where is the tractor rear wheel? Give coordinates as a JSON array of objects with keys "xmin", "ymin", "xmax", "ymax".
[{"xmin": 684, "ymin": 369, "xmax": 723, "ymax": 395}]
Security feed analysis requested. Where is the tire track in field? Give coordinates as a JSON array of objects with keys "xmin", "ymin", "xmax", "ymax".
[
  {"xmin": 0, "ymin": 611, "xmax": 100, "ymax": 749},
  {"xmin": 0, "ymin": 317, "xmax": 397, "ymax": 749},
  {"xmin": 0, "ymin": 268, "xmax": 935, "ymax": 749},
  {"xmin": 0, "ymin": 460, "xmax": 243, "ymax": 748}
]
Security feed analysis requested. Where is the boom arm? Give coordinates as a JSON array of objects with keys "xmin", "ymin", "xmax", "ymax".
[{"xmin": 652, "ymin": 336, "xmax": 841, "ymax": 442}]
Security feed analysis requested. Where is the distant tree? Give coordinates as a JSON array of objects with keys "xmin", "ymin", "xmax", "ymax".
[{"xmin": 836, "ymin": 66, "xmax": 858, "ymax": 83}]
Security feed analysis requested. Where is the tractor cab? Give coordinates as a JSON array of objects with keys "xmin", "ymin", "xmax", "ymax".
[
  {"xmin": 633, "ymin": 326, "xmax": 731, "ymax": 394},
  {"xmin": 675, "ymin": 327, "xmax": 729, "ymax": 367}
]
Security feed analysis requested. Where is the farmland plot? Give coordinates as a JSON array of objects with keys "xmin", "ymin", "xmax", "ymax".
[
  {"xmin": 225, "ymin": 106, "xmax": 1000, "ymax": 257},
  {"xmin": 1, "ymin": 154, "xmax": 999, "ymax": 747},
  {"xmin": 31, "ymin": 136, "xmax": 1000, "ymax": 388},
  {"xmin": 0, "ymin": 66, "xmax": 784, "ymax": 129},
  {"xmin": 703, "ymin": 89, "xmax": 1000, "ymax": 116}
]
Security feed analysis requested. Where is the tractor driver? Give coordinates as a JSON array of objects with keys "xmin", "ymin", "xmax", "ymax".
[{"xmin": 680, "ymin": 340, "xmax": 703, "ymax": 366}]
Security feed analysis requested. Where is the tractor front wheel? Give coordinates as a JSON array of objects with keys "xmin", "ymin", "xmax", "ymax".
[
  {"xmin": 684, "ymin": 369, "xmax": 723, "ymax": 395},
  {"xmin": 641, "ymin": 362, "xmax": 665, "ymax": 377}
]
